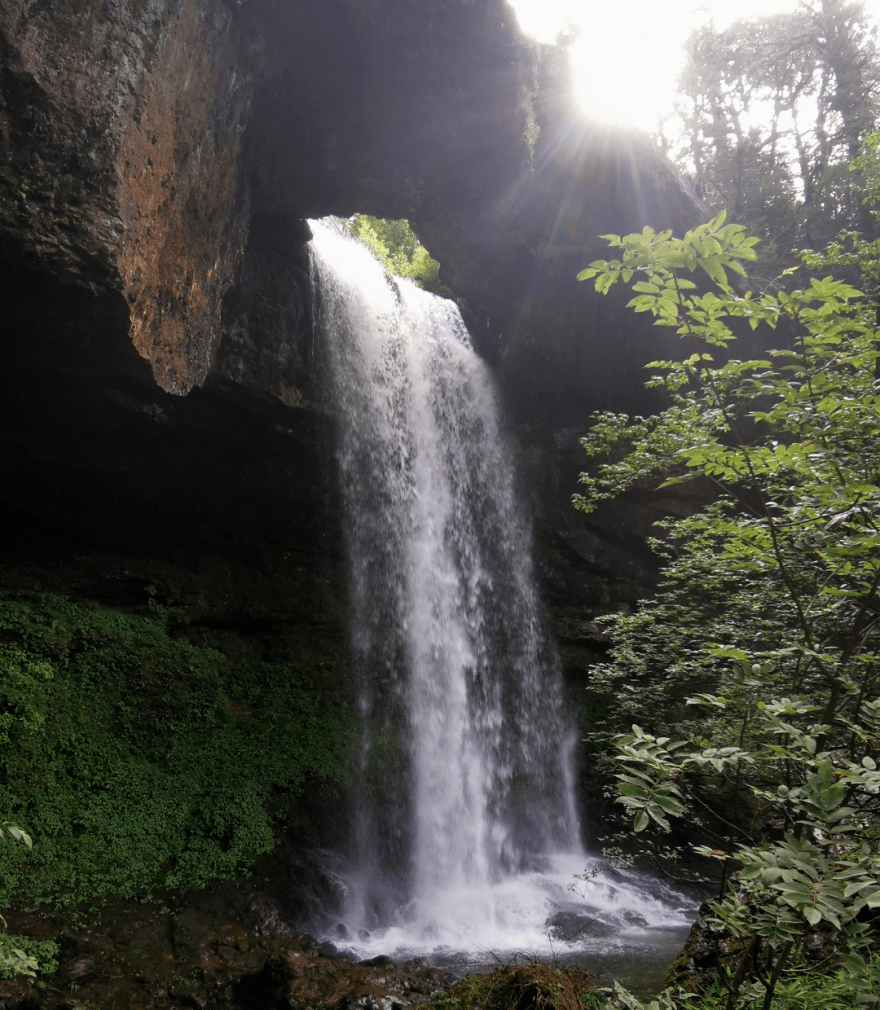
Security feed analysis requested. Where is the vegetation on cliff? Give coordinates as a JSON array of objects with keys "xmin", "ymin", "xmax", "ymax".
[
  {"xmin": 344, "ymin": 215, "xmax": 440, "ymax": 289},
  {"xmin": 0, "ymin": 591, "xmax": 353, "ymax": 913}
]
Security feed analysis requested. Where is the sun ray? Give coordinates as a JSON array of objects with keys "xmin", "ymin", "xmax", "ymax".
[{"xmin": 506, "ymin": 0, "xmax": 880, "ymax": 132}]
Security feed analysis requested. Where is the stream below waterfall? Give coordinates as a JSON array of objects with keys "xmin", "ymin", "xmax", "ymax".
[{"xmin": 307, "ymin": 219, "xmax": 699, "ymax": 994}]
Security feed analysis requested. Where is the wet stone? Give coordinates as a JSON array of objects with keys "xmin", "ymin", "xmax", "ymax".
[
  {"xmin": 545, "ymin": 909, "xmax": 619, "ymax": 941},
  {"xmin": 359, "ymin": 955, "xmax": 396, "ymax": 968}
]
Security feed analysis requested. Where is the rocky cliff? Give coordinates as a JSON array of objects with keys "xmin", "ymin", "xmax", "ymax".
[
  {"xmin": 0, "ymin": 0, "xmax": 706, "ymax": 996},
  {"xmin": 0, "ymin": 0, "xmax": 699, "ymax": 630}
]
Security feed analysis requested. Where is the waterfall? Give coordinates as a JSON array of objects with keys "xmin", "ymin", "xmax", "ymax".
[{"xmin": 308, "ymin": 219, "xmax": 690, "ymax": 959}]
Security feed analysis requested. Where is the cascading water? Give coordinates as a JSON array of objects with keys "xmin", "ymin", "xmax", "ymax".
[{"xmin": 308, "ymin": 219, "xmax": 695, "ymax": 966}]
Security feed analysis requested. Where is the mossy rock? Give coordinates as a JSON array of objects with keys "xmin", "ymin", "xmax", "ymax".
[{"xmin": 424, "ymin": 962, "xmax": 598, "ymax": 1010}]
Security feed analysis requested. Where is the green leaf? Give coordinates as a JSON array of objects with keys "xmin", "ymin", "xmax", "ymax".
[{"xmin": 578, "ymin": 210, "xmax": 880, "ymax": 987}]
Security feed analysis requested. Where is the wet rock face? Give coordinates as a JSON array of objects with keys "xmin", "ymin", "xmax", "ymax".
[
  {"xmin": 1, "ymin": 0, "xmax": 697, "ymax": 409},
  {"xmin": 545, "ymin": 909, "xmax": 619, "ymax": 942},
  {"xmin": 114, "ymin": 0, "xmax": 253, "ymax": 393},
  {"xmin": 0, "ymin": 0, "xmax": 255, "ymax": 394},
  {"xmin": 216, "ymin": 213, "xmax": 318, "ymax": 409},
  {"xmin": 242, "ymin": 0, "xmax": 699, "ymax": 424},
  {"xmin": 0, "ymin": 0, "xmax": 699, "ymax": 630},
  {"xmin": 0, "ymin": 0, "xmax": 703, "ymax": 902}
]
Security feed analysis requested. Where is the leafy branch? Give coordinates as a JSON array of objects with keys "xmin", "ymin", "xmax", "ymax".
[{"xmin": 576, "ymin": 208, "xmax": 880, "ymax": 1008}]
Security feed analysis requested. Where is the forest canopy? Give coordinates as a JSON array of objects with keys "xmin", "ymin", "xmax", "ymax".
[{"xmin": 666, "ymin": 0, "xmax": 880, "ymax": 282}]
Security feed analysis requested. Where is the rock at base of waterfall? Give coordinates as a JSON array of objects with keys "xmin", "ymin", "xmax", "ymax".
[
  {"xmin": 359, "ymin": 955, "xmax": 396, "ymax": 968},
  {"xmin": 544, "ymin": 909, "xmax": 619, "ymax": 942}
]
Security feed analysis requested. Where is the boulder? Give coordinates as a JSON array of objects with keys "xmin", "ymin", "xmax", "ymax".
[{"xmin": 545, "ymin": 909, "xmax": 619, "ymax": 942}]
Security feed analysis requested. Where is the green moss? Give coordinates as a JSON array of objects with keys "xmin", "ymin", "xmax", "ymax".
[
  {"xmin": 0, "ymin": 591, "xmax": 355, "ymax": 910},
  {"xmin": 419, "ymin": 962, "xmax": 597, "ymax": 1010}
]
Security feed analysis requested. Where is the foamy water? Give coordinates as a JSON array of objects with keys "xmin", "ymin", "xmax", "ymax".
[{"xmin": 327, "ymin": 852, "xmax": 695, "ymax": 964}]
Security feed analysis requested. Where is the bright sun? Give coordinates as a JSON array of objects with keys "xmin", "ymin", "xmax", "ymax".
[{"xmin": 507, "ymin": 0, "xmax": 880, "ymax": 133}]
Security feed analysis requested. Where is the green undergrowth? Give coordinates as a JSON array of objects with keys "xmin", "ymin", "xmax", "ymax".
[
  {"xmin": 680, "ymin": 953, "xmax": 880, "ymax": 1009},
  {"xmin": 416, "ymin": 957, "xmax": 880, "ymax": 1010},
  {"xmin": 422, "ymin": 962, "xmax": 597, "ymax": 1010},
  {"xmin": 0, "ymin": 591, "xmax": 354, "ymax": 911},
  {"xmin": 0, "ymin": 933, "xmax": 59, "ymax": 978}
]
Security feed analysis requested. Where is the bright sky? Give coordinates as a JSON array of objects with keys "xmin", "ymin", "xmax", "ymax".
[{"xmin": 507, "ymin": 0, "xmax": 880, "ymax": 133}]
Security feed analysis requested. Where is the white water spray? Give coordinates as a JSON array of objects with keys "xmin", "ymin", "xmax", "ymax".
[{"xmin": 308, "ymin": 219, "xmax": 693, "ymax": 961}]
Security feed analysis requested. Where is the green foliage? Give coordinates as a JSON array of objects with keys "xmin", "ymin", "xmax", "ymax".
[
  {"xmin": 606, "ymin": 987, "xmax": 693, "ymax": 1010},
  {"xmin": 418, "ymin": 961, "xmax": 597, "ymax": 1010},
  {"xmin": 0, "ymin": 933, "xmax": 58, "ymax": 979},
  {"xmin": 577, "ymin": 210, "xmax": 880, "ymax": 1007},
  {"xmin": 616, "ymin": 954, "xmax": 880, "ymax": 1009},
  {"xmin": 417, "ymin": 957, "xmax": 880, "ymax": 1010},
  {"xmin": 0, "ymin": 819, "xmax": 38, "ymax": 978},
  {"xmin": 0, "ymin": 592, "xmax": 354, "ymax": 910},
  {"xmin": 799, "ymin": 131, "xmax": 880, "ymax": 290},
  {"xmin": 0, "ymin": 820, "xmax": 32, "ymax": 849},
  {"xmin": 345, "ymin": 215, "xmax": 440, "ymax": 288}
]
